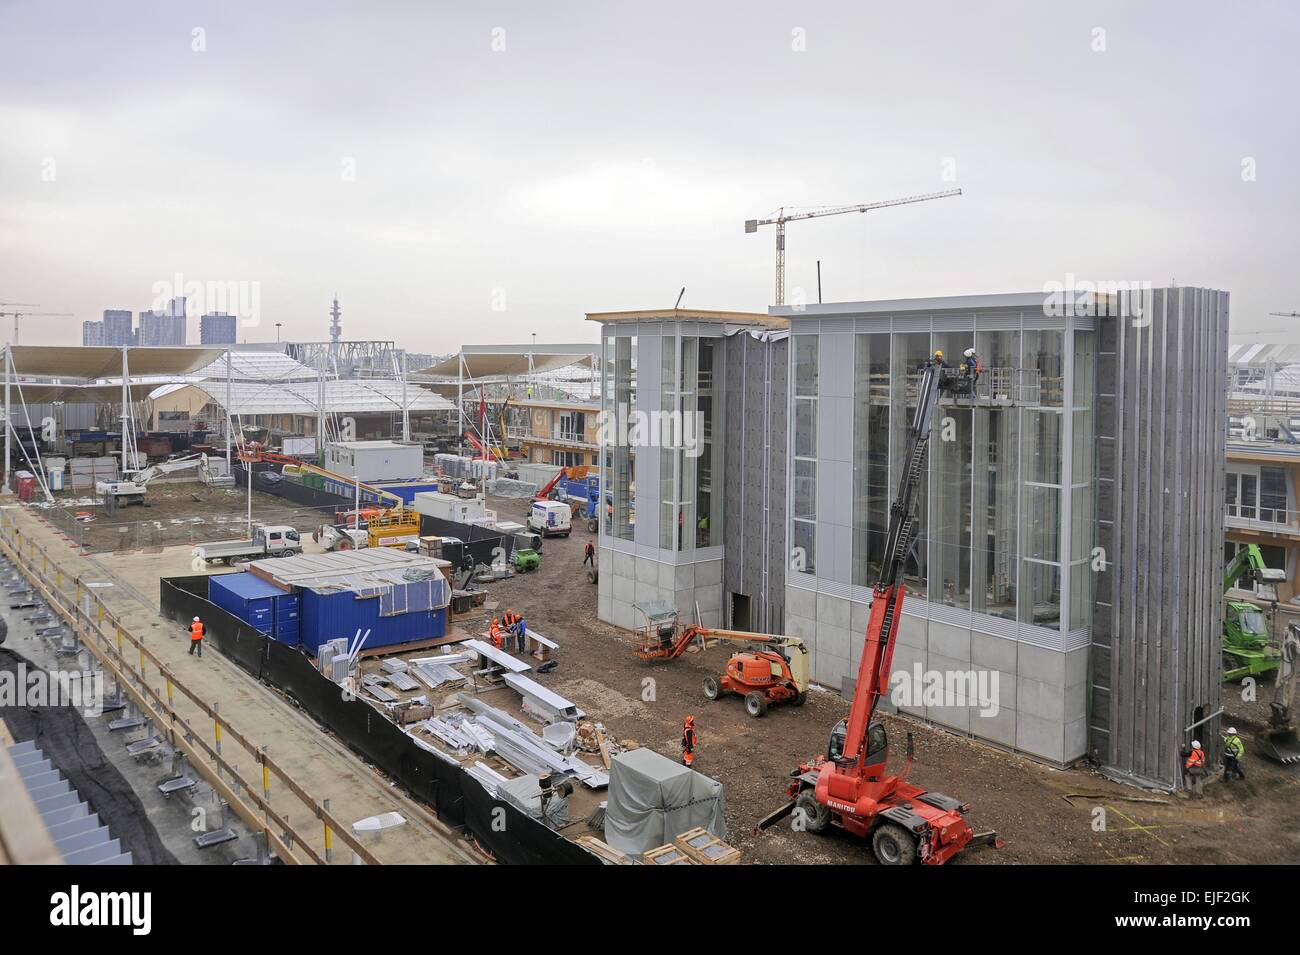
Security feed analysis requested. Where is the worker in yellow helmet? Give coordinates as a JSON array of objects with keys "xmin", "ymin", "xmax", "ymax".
[{"xmin": 932, "ymin": 349, "xmax": 949, "ymax": 368}]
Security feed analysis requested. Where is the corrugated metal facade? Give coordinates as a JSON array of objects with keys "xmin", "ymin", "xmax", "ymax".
[
  {"xmin": 722, "ymin": 331, "xmax": 788, "ymax": 632},
  {"xmin": 1091, "ymin": 287, "xmax": 1228, "ymax": 789}
]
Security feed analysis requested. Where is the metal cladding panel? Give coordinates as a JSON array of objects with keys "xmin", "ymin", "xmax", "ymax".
[
  {"xmin": 721, "ymin": 332, "xmax": 789, "ymax": 633},
  {"xmin": 1091, "ymin": 288, "xmax": 1227, "ymax": 790}
]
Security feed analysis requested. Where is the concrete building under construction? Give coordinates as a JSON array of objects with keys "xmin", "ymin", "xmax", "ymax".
[{"xmin": 591, "ymin": 289, "xmax": 1228, "ymax": 790}]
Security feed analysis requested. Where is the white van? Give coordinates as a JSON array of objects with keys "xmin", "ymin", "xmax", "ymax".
[{"xmin": 528, "ymin": 500, "xmax": 572, "ymax": 537}]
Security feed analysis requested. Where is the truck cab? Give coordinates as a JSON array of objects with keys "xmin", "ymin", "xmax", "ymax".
[{"xmin": 257, "ymin": 525, "xmax": 302, "ymax": 555}]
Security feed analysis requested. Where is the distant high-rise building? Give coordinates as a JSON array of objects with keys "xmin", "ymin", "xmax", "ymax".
[
  {"xmin": 82, "ymin": 320, "xmax": 105, "ymax": 346},
  {"xmin": 102, "ymin": 309, "xmax": 134, "ymax": 346},
  {"xmin": 138, "ymin": 309, "xmax": 186, "ymax": 346},
  {"xmin": 200, "ymin": 312, "xmax": 237, "ymax": 345},
  {"xmin": 329, "ymin": 296, "xmax": 342, "ymax": 344}
]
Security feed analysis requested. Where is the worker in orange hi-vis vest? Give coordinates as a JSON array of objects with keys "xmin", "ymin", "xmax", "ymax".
[
  {"xmin": 489, "ymin": 617, "xmax": 503, "ymax": 650},
  {"xmin": 681, "ymin": 715, "xmax": 697, "ymax": 767},
  {"xmin": 189, "ymin": 616, "xmax": 204, "ymax": 659}
]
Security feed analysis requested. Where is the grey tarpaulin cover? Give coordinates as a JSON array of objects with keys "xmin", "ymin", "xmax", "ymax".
[{"xmin": 604, "ymin": 747, "xmax": 726, "ymax": 856}]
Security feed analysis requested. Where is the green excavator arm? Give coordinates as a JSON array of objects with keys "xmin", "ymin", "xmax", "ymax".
[{"xmin": 1224, "ymin": 543, "xmax": 1286, "ymax": 593}]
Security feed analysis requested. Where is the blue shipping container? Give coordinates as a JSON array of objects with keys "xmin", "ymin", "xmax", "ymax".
[
  {"xmin": 300, "ymin": 588, "xmax": 447, "ymax": 655},
  {"xmin": 208, "ymin": 572, "xmax": 302, "ymax": 646}
]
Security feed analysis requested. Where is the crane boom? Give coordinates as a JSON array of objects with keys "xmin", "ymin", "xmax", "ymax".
[
  {"xmin": 745, "ymin": 189, "xmax": 961, "ymax": 306},
  {"xmin": 841, "ymin": 361, "xmax": 945, "ymax": 768}
]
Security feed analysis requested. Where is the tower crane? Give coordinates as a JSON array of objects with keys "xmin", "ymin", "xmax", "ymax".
[
  {"xmin": 1269, "ymin": 311, "xmax": 1300, "ymax": 319},
  {"xmin": 745, "ymin": 189, "xmax": 962, "ymax": 306},
  {"xmin": 0, "ymin": 304, "xmax": 75, "ymax": 344}
]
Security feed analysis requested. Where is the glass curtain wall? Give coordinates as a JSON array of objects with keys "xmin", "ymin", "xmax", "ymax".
[
  {"xmin": 792, "ymin": 336, "xmax": 818, "ymax": 575},
  {"xmin": 660, "ymin": 336, "xmax": 679, "ymax": 549},
  {"xmin": 930, "ymin": 332, "xmax": 974, "ymax": 608},
  {"xmin": 1068, "ymin": 329, "xmax": 1096, "ymax": 629},
  {"xmin": 852, "ymin": 333, "xmax": 890, "ymax": 585},
  {"xmin": 659, "ymin": 336, "xmax": 716, "ymax": 552},
  {"xmin": 605, "ymin": 335, "xmax": 636, "ymax": 541},
  {"xmin": 695, "ymin": 339, "xmax": 716, "ymax": 547},
  {"xmin": 890, "ymin": 332, "xmax": 932, "ymax": 592},
  {"xmin": 972, "ymin": 329, "xmax": 1020, "ymax": 619},
  {"xmin": 1020, "ymin": 330, "xmax": 1064, "ymax": 627}
]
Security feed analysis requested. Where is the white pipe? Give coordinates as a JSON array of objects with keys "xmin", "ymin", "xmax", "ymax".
[
  {"xmin": 4, "ymin": 347, "xmax": 10, "ymax": 489},
  {"xmin": 225, "ymin": 347, "xmax": 232, "ymax": 468}
]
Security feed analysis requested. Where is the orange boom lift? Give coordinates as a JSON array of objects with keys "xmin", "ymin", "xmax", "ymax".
[{"xmin": 764, "ymin": 360, "xmax": 1002, "ymax": 865}]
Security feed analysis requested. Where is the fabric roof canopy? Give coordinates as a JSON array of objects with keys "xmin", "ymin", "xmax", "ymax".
[
  {"xmin": 10, "ymin": 382, "xmax": 160, "ymax": 403},
  {"xmin": 153, "ymin": 379, "xmax": 454, "ymax": 417},
  {"xmin": 416, "ymin": 344, "xmax": 598, "ymax": 379},
  {"xmin": 7, "ymin": 344, "xmax": 228, "ymax": 379}
]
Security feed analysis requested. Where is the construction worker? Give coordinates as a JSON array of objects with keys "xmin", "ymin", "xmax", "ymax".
[
  {"xmin": 583, "ymin": 540, "xmax": 596, "ymax": 567},
  {"xmin": 514, "ymin": 611, "xmax": 528, "ymax": 654},
  {"xmin": 681, "ymin": 715, "xmax": 697, "ymax": 767},
  {"xmin": 188, "ymin": 616, "xmax": 204, "ymax": 658},
  {"xmin": 961, "ymin": 347, "xmax": 981, "ymax": 396},
  {"xmin": 489, "ymin": 617, "xmax": 503, "ymax": 650},
  {"xmin": 931, "ymin": 349, "xmax": 948, "ymax": 368},
  {"xmin": 1222, "ymin": 727, "xmax": 1246, "ymax": 781},
  {"xmin": 1183, "ymin": 740, "xmax": 1206, "ymax": 796}
]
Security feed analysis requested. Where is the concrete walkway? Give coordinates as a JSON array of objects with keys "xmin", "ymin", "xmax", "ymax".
[{"xmin": 3, "ymin": 504, "xmax": 480, "ymax": 865}]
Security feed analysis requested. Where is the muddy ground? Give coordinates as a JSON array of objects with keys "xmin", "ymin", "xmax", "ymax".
[
  {"xmin": 41, "ymin": 483, "xmax": 335, "ymax": 554},
  {"xmin": 481, "ymin": 494, "xmax": 1300, "ymax": 865}
]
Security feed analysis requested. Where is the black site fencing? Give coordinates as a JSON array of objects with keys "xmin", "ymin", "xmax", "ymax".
[{"xmin": 159, "ymin": 574, "xmax": 596, "ymax": 866}]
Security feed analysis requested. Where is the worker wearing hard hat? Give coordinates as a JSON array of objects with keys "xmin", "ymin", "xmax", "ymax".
[
  {"xmin": 682, "ymin": 715, "xmax": 697, "ymax": 767},
  {"xmin": 1183, "ymin": 740, "xmax": 1206, "ymax": 796},
  {"xmin": 189, "ymin": 616, "xmax": 204, "ymax": 658},
  {"xmin": 955, "ymin": 347, "xmax": 980, "ymax": 398},
  {"xmin": 489, "ymin": 617, "xmax": 504, "ymax": 650},
  {"xmin": 931, "ymin": 349, "xmax": 948, "ymax": 368},
  {"xmin": 1222, "ymin": 727, "xmax": 1246, "ymax": 782}
]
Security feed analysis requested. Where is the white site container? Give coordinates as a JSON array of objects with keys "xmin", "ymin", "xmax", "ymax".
[
  {"xmin": 413, "ymin": 491, "xmax": 488, "ymax": 524},
  {"xmin": 325, "ymin": 440, "xmax": 423, "ymax": 483}
]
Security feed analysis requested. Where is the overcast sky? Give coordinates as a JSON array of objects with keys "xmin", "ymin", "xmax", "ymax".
[{"xmin": 1, "ymin": 0, "xmax": 1296, "ymax": 352}]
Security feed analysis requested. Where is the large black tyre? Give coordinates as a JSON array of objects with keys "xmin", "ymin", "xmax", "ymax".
[
  {"xmin": 794, "ymin": 690, "xmax": 808, "ymax": 706},
  {"xmin": 872, "ymin": 823, "xmax": 918, "ymax": 866},
  {"xmin": 792, "ymin": 791, "xmax": 830, "ymax": 833},
  {"xmin": 703, "ymin": 676, "xmax": 720, "ymax": 700},
  {"xmin": 744, "ymin": 691, "xmax": 768, "ymax": 718}
]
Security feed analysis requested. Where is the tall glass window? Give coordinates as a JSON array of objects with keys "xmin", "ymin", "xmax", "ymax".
[
  {"xmin": 1068, "ymin": 329, "xmax": 1096, "ymax": 629},
  {"xmin": 1020, "ymin": 329, "xmax": 1063, "ymax": 628},
  {"xmin": 972, "ymin": 329, "xmax": 1020, "ymax": 619},
  {"xmin": 792, "ymin": 335, "xmax": 818, "ymax": 575},
  {"xmin": 930, "ymin": 333, "xmax": 974, "ymax": 608},
  {"xmin": 607, "ymin": 335, "xmax": 636, "ymax": 541},
  {"xmin": 890, "ymin": 332, "xmax": 931, "ymax": 593},
  {"xmin": 852, "ymin": 333, "xmax": 890, "ymax": 586},
  {"xmin": 695, "ymin": 338, "xmax": 716, "ymax": 547},
  {"xmin": 660, "ymin": 336, "xmax": 679, "ymax": 549}
]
